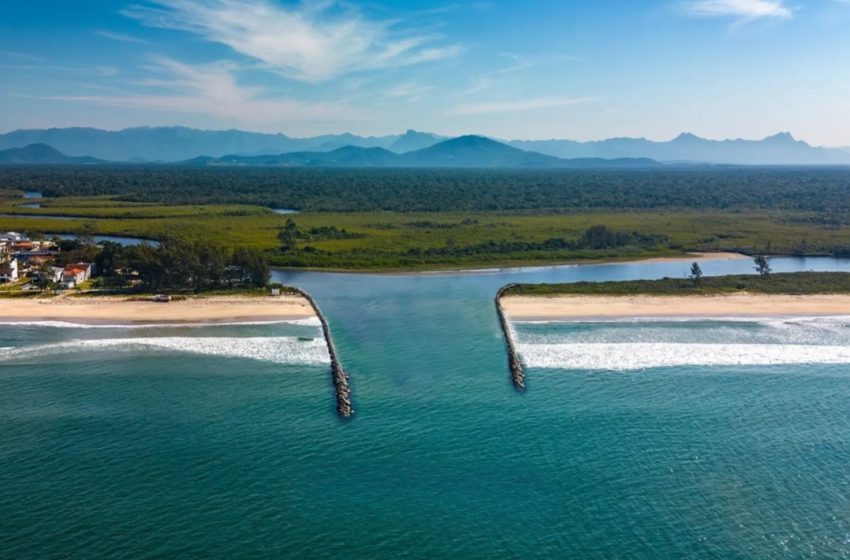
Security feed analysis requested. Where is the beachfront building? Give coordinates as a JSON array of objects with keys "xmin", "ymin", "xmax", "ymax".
[
  {"xmin": 0, "ymin": 259, "xmax": 19, "ymax": 283},
  {"xmin": 62, "ymin": 263, "xmax": 92, "ymax": 288},
  {"xmin": 30, "ymin": 265, "xmax": 63, "ymax": 285}
]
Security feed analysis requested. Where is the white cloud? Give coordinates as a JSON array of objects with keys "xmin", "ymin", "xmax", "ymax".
[
  {"xmin": 45, "ymin": 56, "xmax": 357, "ymax": 128},
  {"xmin": 384, "ymin": 82, "xmax": 432, "ymax": 101},
  {"xmin": 94, "ymin": 30, "xmax": 148, "ymax": 44},
  {"xmin": 452, "ymin": 96, "xmax": 594, "ymax": 115},
  {"xmin": 683, "ymin": 0, "xmax": 793, "ymax": 21},
  {"xmin": 122, "ymin": 0, "xmax": 462, "ymax": 83},
  {"xmin": 0, "ymin": 51, "xmax": 44, "ymax": 62}
]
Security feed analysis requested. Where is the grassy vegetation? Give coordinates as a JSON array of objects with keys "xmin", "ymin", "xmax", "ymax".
[
  {"xmin": 4, "ymin": 198, "xmax": 850, "ymax": 270},
  {"xmin": 3, "ymin": 164, "xmax": 850, "ymax": 271},
  {"xmin": 502, "ymin": 272, "xmax": 850, "ymax": 296}
]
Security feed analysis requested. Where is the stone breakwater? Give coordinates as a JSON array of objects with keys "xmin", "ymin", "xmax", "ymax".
[
  {"xmin": 495, "ymin": 284, "xmax": 526, "ymax": 391},
  {"xmin": 289, "ymin": 288, "xmax": 354, "ymax": 418}
]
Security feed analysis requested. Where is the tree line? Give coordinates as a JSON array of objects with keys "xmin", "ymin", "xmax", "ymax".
[
  {"xmin": 55, "ymin": 238, "xmax": 271, "ymax": 292},
  {"xmin": 3, "ymin": 165, "xmax": 850, "ymax": 214}
]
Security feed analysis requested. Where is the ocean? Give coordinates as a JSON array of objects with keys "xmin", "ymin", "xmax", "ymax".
[{"xmin": 3, "ymin": 257, "xmax": 850, "ymax": 558}]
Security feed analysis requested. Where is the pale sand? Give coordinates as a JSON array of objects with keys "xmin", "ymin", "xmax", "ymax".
[
  {"xmin": 628, "ymin": 252, "xmax": 746, "ymax": 264},
  {"xmin": 501, "ymin": 293, "xmax": 850, "ymax": 321},
  {"xmin": 0, "ymin": 295, "xmax": 315, "ymax": 325}
]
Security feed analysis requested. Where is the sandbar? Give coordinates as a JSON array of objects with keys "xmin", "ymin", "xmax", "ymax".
[
  {"xmin": 0, "ymin": 295, "xmax": 315, "ymax": 325},
  {"xmin": 501, "ymin": 293, "xmax": 850, "ymax": 321}
]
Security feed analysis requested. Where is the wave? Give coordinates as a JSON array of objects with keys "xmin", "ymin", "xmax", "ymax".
[
  {"xmin": 0, "ymin": 336, "xmax": 330, "ymax": 366},
  {"xmin": 517, "ymin": 342, "xmax": 850, "ymax": 371}
]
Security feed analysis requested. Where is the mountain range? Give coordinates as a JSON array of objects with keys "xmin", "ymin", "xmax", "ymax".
[
  {"xmin": 0, "ymin": 126, "xmax": 848, "ymax": 166},
  {"xmin": 188, "ymin": 136, "xmax": 660, "ymax": 169}
]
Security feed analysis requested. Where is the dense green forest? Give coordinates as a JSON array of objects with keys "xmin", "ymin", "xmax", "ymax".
[{"xmin": 3, "ymin": 166, "xmax": 850, "ymax": 214}]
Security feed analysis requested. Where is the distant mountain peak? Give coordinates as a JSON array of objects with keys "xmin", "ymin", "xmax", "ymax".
[
  {"xmin": 763, "ymin": 131, "xmax": 798, "ymax": 143},
  {"xmin": 672, "ymin": 132, "xmax": 703, "ymax": 143}
]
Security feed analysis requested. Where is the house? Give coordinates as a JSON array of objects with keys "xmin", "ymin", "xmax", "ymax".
[
  {"xmin": 30, "ymin": 265, "xmax": 63, "ymax": 284},
  {"xmin": 11, "ymin": 240, "xmax": 41, "ymax": 253},
  {"xmin": 0, "ymin": 259, "xmax": 19, "ymax": 283},
  {"xmin": 0, "ymin": 232, "xmax": 24, "ymax": 243},
  {"xmin": 62, "ymin": 263, "xmax": 92, "ymax": 288}
]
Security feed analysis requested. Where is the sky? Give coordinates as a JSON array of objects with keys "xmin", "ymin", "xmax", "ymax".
[{"xmin": 2, "ymin": 0, "xmax": 850, "ymax": 145}]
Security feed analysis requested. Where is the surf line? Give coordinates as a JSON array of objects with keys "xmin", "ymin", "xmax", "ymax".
[
  {"xmin": 496, "ymin": 284, "xmax": 526, "ymax": 391},
  {"xmin": 289, "ymin": 287, "xmax": 354, "ymax": 418}
]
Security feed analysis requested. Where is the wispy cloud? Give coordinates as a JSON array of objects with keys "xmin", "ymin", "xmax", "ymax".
[
  {"xmin": 383, "ymin": 82, "xmax": 432, "ymax": 101},
  {"xmin": 0, "ymin": 51, "xmax": 44, "ymax": 62},
  {"xmin": 94, "ymin": 30, "xmax": 148, "ymax": 44},
  {"xmin": 44, "ymin": 56, "xmax": 356, "ymax": 128},
  {"xmin": 452, "ymin": 96, "xmax": 594, "ymax": 115},
  {"xmin": 682, "ymin": 0, "xmax": 793, "ymax": 21},
  {"xmin": 121, "ymin": 0, "xmax": 462, "ymax": 83}
]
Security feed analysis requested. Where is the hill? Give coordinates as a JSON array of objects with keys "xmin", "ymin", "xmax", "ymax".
[{"xmin": 0, "ymin": 143, "xmax": 102, "ymax": 165}]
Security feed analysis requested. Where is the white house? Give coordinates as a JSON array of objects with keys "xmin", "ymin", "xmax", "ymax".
[
  {"xmin": 0, "ymin": 259, "xmax": 19, "ymax": 283},
  {"xmin": 62, "ymin": 263, "xmax": 92, "ymax": 288}
]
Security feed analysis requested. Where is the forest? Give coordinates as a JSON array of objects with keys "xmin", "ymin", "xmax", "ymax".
[
  {"xmin": 2, "ymin": 165, "xmax": 850, "ymax": 215},
  {"xmin": 3, "ymin": 166, "xmax": 850, "ymax": 271}
]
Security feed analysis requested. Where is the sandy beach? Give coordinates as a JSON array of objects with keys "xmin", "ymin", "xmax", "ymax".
[
  {"xmin": 0, "ymin": 295, "xmax": 316, "ymax": 325},
  {"xmin": 501, "ymin": 293, "xmax": 850, "ymax": 321}
]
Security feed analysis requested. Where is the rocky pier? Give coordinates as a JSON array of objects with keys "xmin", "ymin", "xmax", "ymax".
[
  {"xmin": 290, "ymin": 287, "xmax": 354, "ymax": 418},
  {"xmin": 495, "ymin": 284, "xmax": 526, "ymax": 391}
]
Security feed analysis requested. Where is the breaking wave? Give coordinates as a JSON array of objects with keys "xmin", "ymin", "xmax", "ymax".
[
  {"xmin": 0, "ymin": 336, "xmax": 330, "ymax": 366},
  {"xmin": 517, "ymin": 342, "xmax": 850, "ymax": 371},
  {"xmin": 514, "ymin": 316, "xmax": 850, "ymax": 370}
]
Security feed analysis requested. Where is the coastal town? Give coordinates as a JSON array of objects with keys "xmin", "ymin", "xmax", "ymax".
[
  {"xmin": 1, "ymin": 229, "xmax": 274, "ymax": 297},
  {"xmin": 0, "ymin": 231, "xmax": 92, "ymax": 290}
]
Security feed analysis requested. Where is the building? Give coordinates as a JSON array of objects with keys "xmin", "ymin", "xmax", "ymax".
[
  {"xmin": 0, "ymin": 259, "xmax": 19, "ymax": 283},
  {"xmin": 30, "ymin": 265, "xmax": 63, "ymax": 284},
  {"xmin": 62, "ymin": 263, "xmax": 92, "ymax": 288},
  {"xmin": 0, "ymin": 232, "xmax": 24, "ymax": 243}
]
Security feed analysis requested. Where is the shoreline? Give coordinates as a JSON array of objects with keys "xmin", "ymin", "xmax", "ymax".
[
  {"xmin": 0, "ymin": 295, "xmax": 316, "ymax": 326},
  {"xmin": 500, "ymin": 293, "xmax": 850, "ymax": 321},
  {"xmin": 271, "ymin": 251, "xmax": 748, "ymax": 276}
]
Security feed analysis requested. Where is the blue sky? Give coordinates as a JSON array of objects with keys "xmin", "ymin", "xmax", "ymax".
[{"xmin": 2, "ymin": 0, "xmax": 849, "ymax": 145}]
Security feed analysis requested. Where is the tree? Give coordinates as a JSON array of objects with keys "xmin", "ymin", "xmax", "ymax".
[
  {"xmin": 231, "ymin": 247, "xmax": 270, "ymax": 288},
  {"xmin": 689, "ymin": 262, "xmax": 703, "ymax": 286},
  {"xmin": 754, "ymin": 255, "xmax": 771, "ymax": 278},
  {"xmin": 278, "ymin": 219, "xmax": 298, "ymax": 252}
]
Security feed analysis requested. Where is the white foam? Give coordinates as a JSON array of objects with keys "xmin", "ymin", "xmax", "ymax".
[
  {"xmin": 517, "ymin": 342, "xmax": 850, "ymax": 371},
  {"xmin": 0, "ymin": 336, "xmax": 330, "ymax": 366},
  {"xmin": 514, "ymin": 315, "xmax": 850, "ymax": 325}
]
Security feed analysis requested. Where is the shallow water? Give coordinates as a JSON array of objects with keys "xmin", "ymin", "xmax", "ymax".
[{"xmin": 3, "ymin": 256, "xmax": 850, "ymax": 558}]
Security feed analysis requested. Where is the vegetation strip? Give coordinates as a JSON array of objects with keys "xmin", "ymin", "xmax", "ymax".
[
  {"xmin": 289, "ymin": 287, "xmax": 354, "ymax": 418},
  {"xmin": 495, "ymin": 283, "xmax": 526, "ymax": 391},
  {"xmin": 499, "ymin": 272, "xmax": 850, "ymax": 297}
]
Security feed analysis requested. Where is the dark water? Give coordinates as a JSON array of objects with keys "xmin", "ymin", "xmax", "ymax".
[
  {"xmin": 3, "ymin": 256, "xmax": 850, "ymax": 558},
  {"xmin": 55, "ymin": 234, "xmax": 158, "ymax": 247}
]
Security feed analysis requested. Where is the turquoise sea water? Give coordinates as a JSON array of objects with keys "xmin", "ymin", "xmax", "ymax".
[{"xmin": 3, "ymin": 257, "xmax": 850, "ymax": 558}]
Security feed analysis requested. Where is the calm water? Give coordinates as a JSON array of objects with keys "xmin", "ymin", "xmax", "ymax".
[
  {"xmin": 3, "ymin": 256, "xmax": 850, "ymax": 558},
  {"xmin": 55, "ymin": 234, "xmax": 159, "ymax": 247}
]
